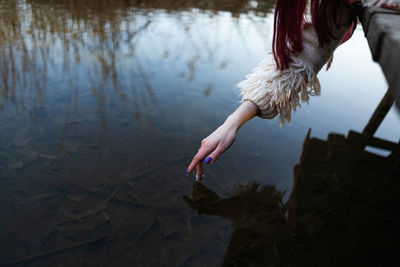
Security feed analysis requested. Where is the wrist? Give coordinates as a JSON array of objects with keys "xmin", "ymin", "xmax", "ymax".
[
  {"xmin": 223, "ymin": 115, "xmax": 241, "ymax": 131},
  {"xmin": 223, "ymin": 101, "xmax": 258, "ymax": 131}
]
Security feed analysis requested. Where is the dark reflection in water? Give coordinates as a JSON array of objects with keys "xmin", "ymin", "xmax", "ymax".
[
  {"xmin": 185, "ymin": 126, "xmax": 400, "ymax": 266},
  {"xmin": 0, "ymin": 0, "xmax": 399, "ymax": 266}
]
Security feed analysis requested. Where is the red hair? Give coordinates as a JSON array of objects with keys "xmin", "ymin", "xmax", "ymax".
[{"xmin": 273, "ymin": 0, "xmax": 350, "ymax": 70}]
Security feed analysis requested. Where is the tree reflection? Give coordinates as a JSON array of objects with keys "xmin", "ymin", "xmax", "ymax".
[
  {"xmin": 0, "ymin": 0, "xmax": 275, "ymax": 107},
  {"xmin": 0, "ymin": 0, "xmax": 274, "ymax": 154}
]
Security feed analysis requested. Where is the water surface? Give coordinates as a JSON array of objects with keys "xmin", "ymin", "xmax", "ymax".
[{"xmin": 0, "ymin": 0, "xmax": 399, "ymax": 265}]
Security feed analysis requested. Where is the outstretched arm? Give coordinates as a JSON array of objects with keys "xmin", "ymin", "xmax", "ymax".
[
  {"xmin": 186, "ymin": 1, "xmax": 363, "ymax": 180},
  {"xmin": 185, "ymin": 100, "xmax": 259, "ymax": 180}
]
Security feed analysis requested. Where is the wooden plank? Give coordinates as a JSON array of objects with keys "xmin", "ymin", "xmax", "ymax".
[
  {"xmin": 348, "ymin": 130, "xmax": 400, "ymax": 153},
  {"xmin": 362, "ymin": 89, "xmax": 394, "ymax": 138},
  {"xmin": 360, "ymin": 6, "xmax": 399, "ymax": 32},
  {"xmin": 359, "ymin": 6, "xmax": 400, "ymax": 109}
]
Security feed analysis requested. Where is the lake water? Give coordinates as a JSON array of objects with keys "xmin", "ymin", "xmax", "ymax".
[{"xmin": 1, "ymin": 0, "xmax": 399, "ymax": 266}]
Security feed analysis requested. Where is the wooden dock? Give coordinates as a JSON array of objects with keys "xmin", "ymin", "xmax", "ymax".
[{"xmin": 359, "ymin": 5, "xmax": 400, "ymax": 109}]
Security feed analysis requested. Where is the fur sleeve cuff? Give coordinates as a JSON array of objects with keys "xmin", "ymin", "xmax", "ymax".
[{"xmin": 237, "ymin": 54, "xmax": 320, "ymax": 125}]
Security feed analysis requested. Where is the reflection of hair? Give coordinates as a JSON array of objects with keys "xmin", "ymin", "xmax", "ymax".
[
  {"xmin": 230, "ymin": 182, "xmax": 286, "ymax": 209},
  {"xmin": 273, "ymin": 0, "xmax": 348, "ymax": 70}
]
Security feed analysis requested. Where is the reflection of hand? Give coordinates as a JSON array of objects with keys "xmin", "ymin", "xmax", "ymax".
[
  {"xmin": 185, "ymin": 101, "xmax": 259, "ymax": 180},
  {"xmin": 183, "ymin": 182, "xmax": 221, "ymax": 215}
]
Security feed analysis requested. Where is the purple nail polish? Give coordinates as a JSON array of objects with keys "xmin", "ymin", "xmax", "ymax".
[
  {"xmin": 205, "ymin": 157, "xmax": 212, "ymax": 164},
  {"xmin": 185, "ymin": 169, "xmax": 189, "ymax": 176}
]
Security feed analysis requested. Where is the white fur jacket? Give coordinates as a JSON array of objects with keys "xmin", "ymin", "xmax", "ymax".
[{"xmin": 238, "ymin": 0, "xmax": 399, "ymax": 124}]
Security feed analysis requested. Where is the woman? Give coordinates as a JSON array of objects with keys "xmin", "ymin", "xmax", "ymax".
[{"xmin": 185, "ymin": 0, "xmax": 399, "ymax": 180}]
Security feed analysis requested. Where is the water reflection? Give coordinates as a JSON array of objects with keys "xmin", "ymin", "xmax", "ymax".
[
  {"xmin": 0, "ymin": 0, "xmax": 274, "ymax": 164},
  {"xmin": 184, "ymin": 182, "xmax": 291, "ymax": 266},
  {"xmin": 184, "ymin": 110, "xmax": 400, "ymax": 266},
  {"xmin": 0, "ymin": 0, "xmax": 274, "ymax": 111}
]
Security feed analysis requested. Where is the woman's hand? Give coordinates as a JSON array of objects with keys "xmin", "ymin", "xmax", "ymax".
[
  {"xmin": 185, "ymin": 100, "xmax": 259, "ymax": 180},
  {"xmin": 186, "ymin": 122, "xmax": 237, "ymax": 180}
]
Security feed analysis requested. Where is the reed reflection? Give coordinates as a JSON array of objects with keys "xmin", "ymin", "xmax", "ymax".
[
  {"xmin": 0, "ymin": 0, "xmax": 274, "ymax": 154},
  {"xmin": 0, "ymin": 0, "xmax": 274, "ymax": 107},
  {"xmin": 0, "ymin": 0, "xmax": 277, "ymax": 179}
]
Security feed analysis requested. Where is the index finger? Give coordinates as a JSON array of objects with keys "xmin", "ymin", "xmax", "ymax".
[{"xmin": 186, "ymin": 145, "xmax": 215, "ymax": 175}]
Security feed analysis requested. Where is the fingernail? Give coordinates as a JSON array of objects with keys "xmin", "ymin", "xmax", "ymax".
[
  {"xmin": 205, "ymin": 157, "xmax": 212, "ymax": 164},
  {"xmin": 185, "ymin": 169, "xmax": 189, "ymax": 176},
  {"xmin": 196, "ymin": 174, "xmax": 205, "ymax": 181}
]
